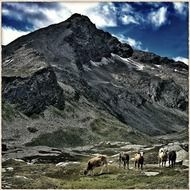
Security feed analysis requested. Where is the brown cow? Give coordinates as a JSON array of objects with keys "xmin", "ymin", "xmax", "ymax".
[
  {"xmin": 134, "ymin": 151, "xmax": 144, "ymax": 170},
  {"xmin": 84, "ymin": 155, "xmax": 109, "ymax": 176},
  {"xmin": 158, "ymin": 148, "xmax": 168, "ymax": 167}
]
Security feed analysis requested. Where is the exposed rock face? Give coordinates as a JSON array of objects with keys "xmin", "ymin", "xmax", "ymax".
[
  {"xmin": 2, "ymin": 146, "xmax": 78, "ymax": 164},
  {"xmin": 2, "ymin": 67, "xmax": 64, "ymax": 116},
  {"xmin": 64, "ymin": 14, "xmax": 133, "ymax": 68},
  {"xmin": 132, "ymin": 50, "xmax": 188, "ymax": 70},
  {"xmin": 2, "ymin": 13, "xmax": 188, "ymax": 142}
]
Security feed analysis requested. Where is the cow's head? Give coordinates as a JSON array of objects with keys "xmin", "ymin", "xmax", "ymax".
[
  {"xmin": 84, "ymin": 169, "xmax": 88, "ymax": 175},
  {"xmin": 139, "ymin": 151, "xmax": 144, "ymax": 157}
]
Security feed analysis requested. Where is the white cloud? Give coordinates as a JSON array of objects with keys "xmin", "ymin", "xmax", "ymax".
[
  {"xmin": 114, "ymin": 34, "xmax": 143, "ymax": 50},
  {"xmin": 59, "ymin": 2, "xmax": 98, "ymax": 14},
  {"xmin": 125, "ymin": 37, "xmax": 142, "ymax": 50},
  {"xmin": 32, "ymin": 7, "xmax": 71, "ymax": 28},
  {"xmin": 173, "ymin": 56, "xmax": 189, "ymax": 65},
  {"xmin": 86, "ymin": 3, "xmax": 117, "ymax": 28},
  {"xmin": 121, "ymin": 15, "xmax": 139, "ymax": 25},
  {"xmin": 148, "ymin": 7, "xmax": 167, "ymax": 28},
  {"xmin": 2, "ymin": 7, "xmax": 23, "ymax": 21},
  {"xmin": 146, "ymin": 2, "xmax": 162, "ymax": 8},
  {"xmin": 2, "ymin": 8, "xmax": 10, "ymax": 16},
  {"xmin": 87, "ymin": 14, "xmax": 117, "ymax": 28},
  {"xmin": 114, "ymin": 34, "xmax": 149, "ymax": 51},
  {"xmin": 119, "ymin": 3, "xmax": 146, "ymax": 26},
  {"xmin": 2, "ymin": 26, "xmax": 30, "ymax": 45},
  {"xmin": 121, "ymin": 3, "xmax": 134, "ymax": 13},
  {"xmin": 173, "ymin": 2, "xmax": 187, "ymax": 15},
  {"xmin": 60, "ymin": 2, "xmax": 118, "ymax": 28}
]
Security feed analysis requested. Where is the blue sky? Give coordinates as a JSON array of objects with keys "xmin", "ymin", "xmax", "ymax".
[{"xmin": 2, "ymin": 2, "xmax": 189, "ymax": 63}]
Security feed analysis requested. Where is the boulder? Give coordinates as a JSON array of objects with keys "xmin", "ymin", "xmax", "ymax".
[
  {"xmin": 144, "ymin": 171, "xmax": 159, "ymax": 176},
  {"xmin": 182, "ymin": 160, "xmax": 189, "ymax": 167},
  {"xmin": 176, "ymin": 149, "xmax": 188, "ymax": 161}
]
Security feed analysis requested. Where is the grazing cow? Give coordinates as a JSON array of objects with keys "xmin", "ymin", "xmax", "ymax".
[
  {"xmin": 134, "ymin": 151, "xmax": 144, "ymax": 170},
  {"xmin": 119, "ymin": 152, "xmax": 129, "ymax": 169},
  {"xmin": 158, "ymin": 148, "xmax": 168, "ymax": 167},
  {"xmin": 168, "ymin": 151, "xmax": 176, "ymax": 168},
  {"xmin": 84, "ymin": 155, "xmax": 109, "ymax": 176}
]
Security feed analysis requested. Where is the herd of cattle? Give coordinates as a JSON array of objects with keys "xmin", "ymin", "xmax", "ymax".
[{"xmin": 84, "ymin": 148, "xmax": 177, "ymax": 176}]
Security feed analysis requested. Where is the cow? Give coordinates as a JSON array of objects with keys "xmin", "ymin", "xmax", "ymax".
[
  {"xmin": 134, "ymin": 151, "xmax": 144, "ymax": 170},
  {"xmin": 158, "ymin": 148, "xmax": 168, "ymax": 167},
  {"xmin": 119, "ymin": 152, "xmax": 129, "ymax": 169},
  {"xmin": 84, "ymin": 155, "xmax": 109, "ymax": 176},
  {"xmin": 168, "ymin": 151, "xmax": 176, "ymax": 168}
]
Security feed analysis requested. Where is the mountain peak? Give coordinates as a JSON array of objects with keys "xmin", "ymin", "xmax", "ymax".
[
  {"xmin": 65, "ymin": 13, "xmax": 92, "ymax": 25},
  {"xmin": 3, "ymin": 13, "xmax": 133, "ymax": 69},
  {"xmin": 69, "ymin": 13, "xmax": 89, "ymax": 20}
]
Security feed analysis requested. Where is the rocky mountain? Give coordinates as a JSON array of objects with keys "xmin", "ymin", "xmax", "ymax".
[{"xmin": 2, "ymin": 14, "xmax": 188, "ymax": 150}]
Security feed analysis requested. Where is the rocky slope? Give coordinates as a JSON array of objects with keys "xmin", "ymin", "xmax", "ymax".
[{"xmin": 2, "ymin": 14, "xmax": 188, "ymax": 150}]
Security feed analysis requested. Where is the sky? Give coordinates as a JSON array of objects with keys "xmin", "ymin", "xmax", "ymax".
[{"xmin": 1, "ymin": 2, "xmax": 189, "ymax": 64}]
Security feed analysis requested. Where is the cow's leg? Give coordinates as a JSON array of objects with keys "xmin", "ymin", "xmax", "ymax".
[
  {"xmin": 127, "ymin": 160, "xmax": 129, "ymax": 169},
  {"xmin": 141, "ymin": 160, "xmax": 143, "ymax": 170},
  {"xmin": 100, "ymin": 163, "xmax": 107, "ymax": 174},
  {"xmin": 89, "ymin": 169, "xmax": 93, "ymax": 176},
  {"xmin": 119, "ymin": 158, "xmax": 121, "ymax": 168},
  {"xmin": 135, "ymin": 161, "xmax": 137, "ymax": 168},
  {"xmin": 106, "ymin": 163, "xmax": 109, "ymax": 173},
  {"xmin": 124, "ymin": 161, "xmax": 126, "ymax": 169},
  {"xmin": 138, "ymin": 161, "xmax": 140, "ymax": 169},
  {"xmin": 100, "ymin": 165, "xmax": 104, "ymax": 174},
  {"xmin": 158, "ymin": 158, "xmax": 160, "ymax": 167}
]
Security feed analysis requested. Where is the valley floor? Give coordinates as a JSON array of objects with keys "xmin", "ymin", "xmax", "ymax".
[{"xmin": 2, "ymin": 159, "xmax": 188, "ymax": 189}]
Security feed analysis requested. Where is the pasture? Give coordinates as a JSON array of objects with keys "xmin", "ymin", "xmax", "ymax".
[{"xmin": 2, "ymin": 155, "xmax": 188, "ymax": 189}]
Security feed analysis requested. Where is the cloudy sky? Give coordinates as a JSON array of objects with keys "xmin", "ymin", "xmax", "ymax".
[{"xmin": 2, "ymin": 2, "xmax": 189, "ymax": 63}]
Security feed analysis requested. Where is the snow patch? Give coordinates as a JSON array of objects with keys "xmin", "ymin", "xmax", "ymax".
[
  {"xmin": 3, "ymin": 58, "xmax": 13, "ymax": 66},
  {"xmin": 90, "ymin": 57, "xmax": 109, "ymax": 67},
  {"xmin": 111, "ymin": 83, "xmax": 123, "ymax": 88},
  {"xmin": 112, "ymin": 73, "xmax": 119, "ymax": 80},
  {"xmin": 15, "ymin": 175, "xmax": 29, "ymax": 180},
  {"xmin": 6, "ymin": 167, "xmax": 14, "ymax": 171},
  {"xmin": 111, "ymin": 53, "xmax": 144, "ymax": 70},
  {"xmin": 174, "ymin": 69, "xmax": 179, "ymax": 72},
  {"xmin": 83, "ymin": 65, "xmax": 92, "ymax": 71},
  {"xmin": 13, "ymin": 159, "xmax": 25, "ymax": 162}
]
